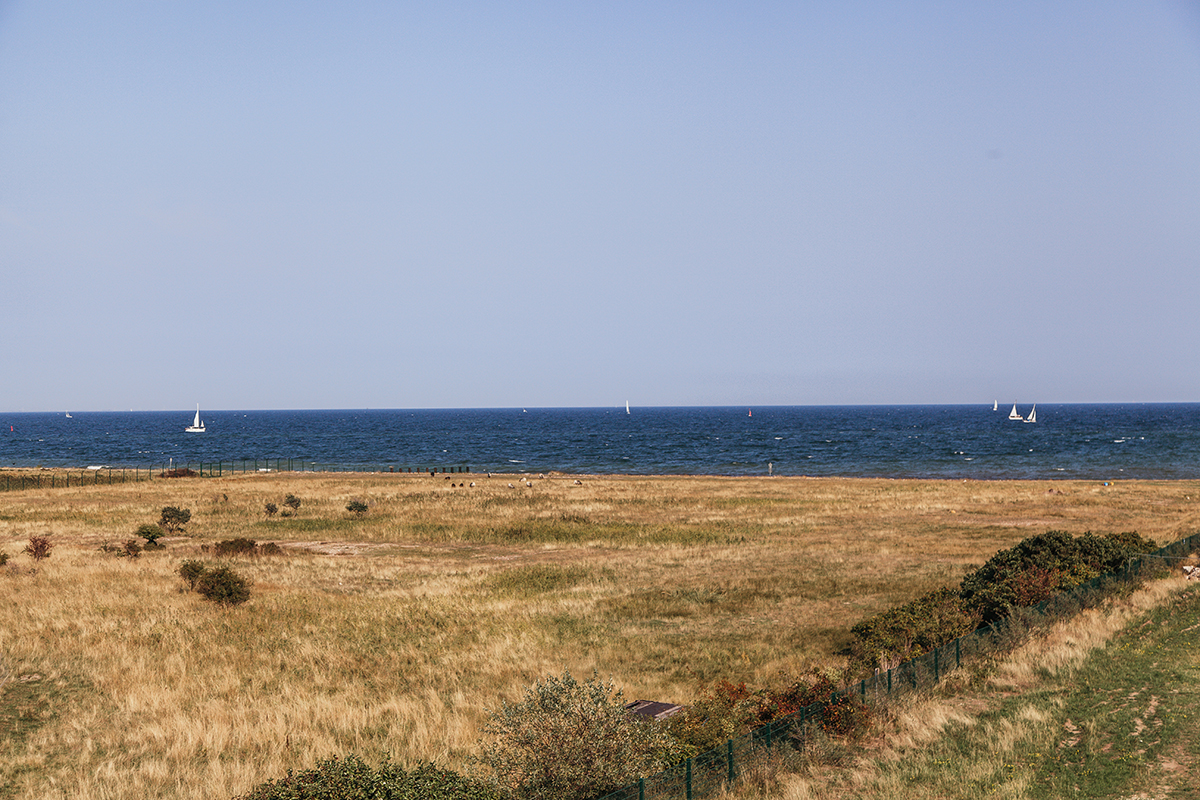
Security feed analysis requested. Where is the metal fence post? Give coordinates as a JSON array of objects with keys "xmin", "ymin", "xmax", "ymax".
[
  {"xmin": 727, "ymin": 739, "xmax": 734, "ymax": 783},
  {"xmin": 638, "ymin": 777, "xmax": 645, "ymax": 800},
  {"xmin": 686, "ymin": 757, "xmax": 693, "ymax": 800},
  {"xmin": 934, "ymin": 647, "xmax": 940, "ymax": 682}
]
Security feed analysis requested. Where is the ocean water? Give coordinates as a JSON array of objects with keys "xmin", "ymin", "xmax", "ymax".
[{"xmin": 1, "ymin": 405, "xmax": 1197, "ymax": 480}]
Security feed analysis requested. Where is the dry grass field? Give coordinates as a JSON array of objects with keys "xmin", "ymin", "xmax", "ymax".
[{"xmin": 1, "ymin": 471, "xmax": 1197, "ymax": 799}]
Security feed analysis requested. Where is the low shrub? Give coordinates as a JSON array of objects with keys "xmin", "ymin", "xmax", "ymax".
[
  {"xmin": 23, "ymin": 535, "xmax": 51, "ymax": 563},
  {"xmin": 665, "ymin": 670, "xmax": 873, "ymax": 756},
  {"xmin": 961, "ymin": 530, "xmax": 1156, "ymax": 623},
  {"xmin": 237, "ymin": 755, "xmax": 502, "ymax": 800},
  {"xmin": 848, "ymin": 587, "xmax": 979, "ymax": 673},
  {"xmin": 122, "ymin": 539, "xmax": 142, "ymax": 558},
  {"xmin": 283, "ymin": 494, "xmax": 302, "ymax": 512},
  {"xmin": 264, "ymin": 502, "xmax": 278, "ymax": 517},
  {"xmin": 213, "ymin": 538, "xmax": 259, "ymax": 557},
  {"xmin": 0, "ymin": 552, "xmax": 9, "ymax": 567},
  {"xmin": 347, "ymin": 499, "xmax": 368, "ymax": 516},
  {"xmin": 260, "ymin": 542, "xmax": 283, "ymax": 556},
  {"xmin": 195, "ymin": 566, "xmax": 251, "ymax": 606}
]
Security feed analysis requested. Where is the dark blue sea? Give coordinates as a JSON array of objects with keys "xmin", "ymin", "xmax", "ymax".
[{"xmin": 1, "ymin": 405, "xmax": 1198, "ymax": 480}]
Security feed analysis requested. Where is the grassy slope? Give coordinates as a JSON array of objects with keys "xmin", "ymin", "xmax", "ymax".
[{"xmin": 0, "ymin": 473, "xmax": 1197, "ymax": 799}]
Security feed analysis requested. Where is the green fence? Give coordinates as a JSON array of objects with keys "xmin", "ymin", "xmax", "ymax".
[{"xmin": 596, "ymin": 533, "xmax": 1199, "ymax": 800}]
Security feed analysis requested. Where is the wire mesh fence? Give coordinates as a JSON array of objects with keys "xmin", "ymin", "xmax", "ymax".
[
  {"xmin": 0, "ymin": 460, "xmax": 472, "ymax": 491},
  {"xmin": 596, "ymin": 533, "xmax": 1198, "ymax": 800}
]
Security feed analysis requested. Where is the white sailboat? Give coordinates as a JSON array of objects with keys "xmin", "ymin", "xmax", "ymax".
[
  {"xmin": 185, "ymin": 404, "xmax": 206, "ymax": 433},
  {"xmin": 626, "ymin": 400, "xmax": 630, "ymax": 415},
  {"xmin": 1024, "ymin": 404, "xmax": 1037, "ymax": 423},
  {"xmin": 993, "ymin": 400, "xmax": 998, "ymax": 411},
  {"xmin": 1008, "ymin": 403, "xmax": 1022, "ymax": 420}
]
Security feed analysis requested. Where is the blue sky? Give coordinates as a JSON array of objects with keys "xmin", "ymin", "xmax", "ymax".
[{"xmin": 2, "ymin": 1, "xmax": 1198, "ymax": 411}]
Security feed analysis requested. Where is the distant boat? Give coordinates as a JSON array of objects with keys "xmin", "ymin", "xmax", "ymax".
[
  {"xmin": 1008, "ymin": 404, "xmax": 1022, "ymax": 421},
  {"xmin": 185, "ymin": 404, "xmax": 206, "ymax": 433},
  {"xmin": 1024, "ymin": 404, "xmax": 1037, "ymax": 424},
  {"xmin": 626, "ymin": 401, "xmax": 630, "ymax": 415},
  {"xmin": 748, "ymin": 409, "xmax": 752, "ymax": 417},
  {"xmin": 993, "ymin": 400, "xmax": 997, "ymax": 411},
  {"xmin": 65, "ymin": 411, "xmax": 72, "ymax": 418}
]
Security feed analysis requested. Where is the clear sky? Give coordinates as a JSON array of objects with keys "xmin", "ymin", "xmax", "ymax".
[{"xmin": 2, "ymin": 1, "xmax": 1198, "ymax": 411}]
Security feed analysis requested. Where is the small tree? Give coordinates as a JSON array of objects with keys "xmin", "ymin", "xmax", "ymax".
[
  {"xmin": 178, "ymin": 560, "xmax": 207, "ymax": 590},
  {"xmin": 159, "ymin": 506, "xmax": 192, "ymax": 534},
  {"xmin": 23, "ymin": 535, "xmax": 52, "ymax": 563},
  {"xmin": 283, "ymin": 494, "xmax": 301, "ymax": 512},
  {"xmin": 136, "ymin": 523, "xmax": 166, "ymax": 548},
  {"xmin": 478, "ymin": 670, "xmax": 684, "ymax": 800},
  {"xmin": 346, "ymin": 499, "xmax": 368, "ymax": 516},
  {"xmin": 264, "ymin": 502, "xmax": 278, "ymax": 517}
]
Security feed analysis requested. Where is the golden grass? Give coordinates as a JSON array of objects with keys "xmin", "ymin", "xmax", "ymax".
[{"xmin": 0, "ymin": 473, "xmax": 1197, "ymax": 799}]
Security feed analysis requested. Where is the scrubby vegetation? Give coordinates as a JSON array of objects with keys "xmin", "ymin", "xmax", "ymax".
[
  {"xmin": 236, "ymin": 756, "xmax": 501, "ymax": 800},
  {"xmin": 477, "ymin": 671, "xmax": 686, "ymax": 800},
  {"xmin": 23, "ymin": 534, "xmax": 51, "ymax": 563},
  {"xmin": 849, "ymin": 530, "xmax": 1160, "ymax": 673}
]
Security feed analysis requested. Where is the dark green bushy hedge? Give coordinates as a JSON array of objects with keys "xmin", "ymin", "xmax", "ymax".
[
  {"xmin": 850, "ymin": 530, "xmax": 1159, "ymax": 671},
  {"xmin": 235, "ymin": 756, "xmax": 502, "ymax": 800}
]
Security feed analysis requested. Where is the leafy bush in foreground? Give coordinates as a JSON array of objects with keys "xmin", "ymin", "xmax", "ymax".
[
  {"xmin": 478, "ymin": 670, "xmax": 685, "ymax": 800},
  {"xmin": 236, "ymin": 755, "xmax": 501, "ymax": 800}
]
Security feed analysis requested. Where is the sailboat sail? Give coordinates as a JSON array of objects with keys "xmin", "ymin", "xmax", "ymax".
[
  {"xmin": 185, "ymin": 404, "xmax": 206, "ymax": 433},
  {"xmin": 1024, "ymin": 405, "xmax": 1037, "ymax": 423},
  {"xmin": 1008, "ymin": 404, "xmax": 1022, "ymax": 420}
]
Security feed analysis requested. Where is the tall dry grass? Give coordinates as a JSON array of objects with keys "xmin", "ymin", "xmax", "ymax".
[{"xmin": 0, "ymin": 473, "xmax": 1196, "ymax": 799}]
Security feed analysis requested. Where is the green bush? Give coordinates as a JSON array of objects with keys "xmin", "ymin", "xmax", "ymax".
[
  {"xmin": 346, "ymin": 500, "xmax": 368, "ymax": 516},
  {"xmin": 159, "ymin": 506, "xmax": 192, "ymax": 533},
  {"xmin": 848, "ymin": 587, "xmax": 979, "ymax": 672},
  {"xmin": 213, "ymin": 538, "xmax": 259, "ymax": 557},
  {"xmin": 195, "ymin": 566, "xmax": 251, "ymax": 606},
  {"xmin": 178, "ymin": 560, "xmax": 207, "ymax": 589},
  {"xmin": 283, "ymin": 494, "xmax": 302, "ymax": 512},
  {"xmin": 478, "ymin": 670, "xmax": 685, "ymax": 800},
  {"xmin": 236, "ymin": 756, "xmax": 502, "ymax": 800},
  {"xmin": 960, "ymin": 530, "xmax": 1154, "ymax": 623},
  {"xmin": 136, "ymin": 523, "xmax": 166, "ymax": 548}
]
